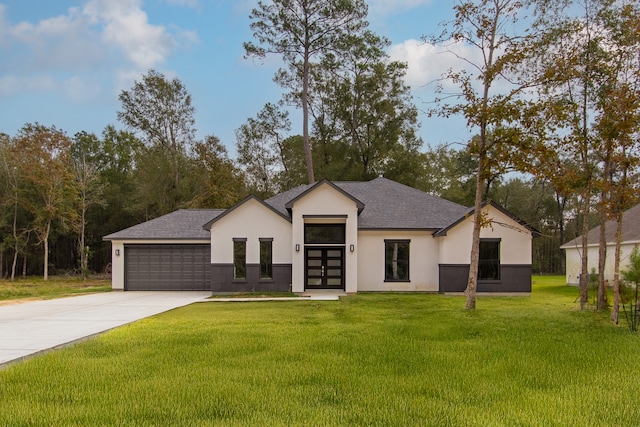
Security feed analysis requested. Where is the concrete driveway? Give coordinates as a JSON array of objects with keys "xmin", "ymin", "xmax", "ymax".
[{"xmin": 0, "ymin": 291, "xmax": 210, "ymax": 368}]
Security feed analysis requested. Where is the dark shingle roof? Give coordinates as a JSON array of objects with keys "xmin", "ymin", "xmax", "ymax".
[
  {"xmin": 265, "ymin": 177, "xmax": 469, "ymax": 230},
  {"xmin": 103, "ymin": 209, "xmax": 224, "ymax": 241},
  {"xmin": 561, "ymin": 203, "xmax": 640, "ymax": 248},
  {"xmin": 104, "ymin": 178, "xmax": 477, "ymax": 241}
]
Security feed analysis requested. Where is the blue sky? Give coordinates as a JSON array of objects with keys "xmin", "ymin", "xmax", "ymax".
[{"xmin": 0, "ymin": 0, "xmax": 475, "ymax": 155}]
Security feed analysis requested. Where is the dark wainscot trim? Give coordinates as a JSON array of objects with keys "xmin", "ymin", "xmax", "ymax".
[
  {"xmin": 211, "ymin": 264, "xmax": 291, "ymax": 292},
  {"xmin": 438, "ymin": 264, "xmax": 532, "ymax": 293}
]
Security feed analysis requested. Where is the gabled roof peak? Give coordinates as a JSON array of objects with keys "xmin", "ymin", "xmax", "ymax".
[{"xmin": 283, "ymin": 179, "xmax": 365, "ymax": 213}]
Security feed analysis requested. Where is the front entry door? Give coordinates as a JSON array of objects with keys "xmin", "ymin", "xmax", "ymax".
[{"xmin": 305, "ymin": 248, "xmax": 344, "ymax": 289}]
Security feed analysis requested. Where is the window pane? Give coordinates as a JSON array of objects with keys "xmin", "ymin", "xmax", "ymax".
[
  {"xmin": 233, "ymin": 240, "xmax": 246, "ymax": 280},
  {"xmin": 304, "ymin": 224, "xmax": 345, "ymax": 244},
  {"xmin": 479, "ymin": 240, "xmax": 500, "ymax": 280},
  {"xmin": 385, "ymin": 241, "xmax": 410, "ymax": 281},
  {"xmin": 260, "ymin": 240, "xmax": 272, "ymax": 280}
]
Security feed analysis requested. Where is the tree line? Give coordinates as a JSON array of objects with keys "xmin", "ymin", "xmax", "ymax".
[{"xmin": 1, "ymin": 0, "xmax": 638, "ymax": 317}]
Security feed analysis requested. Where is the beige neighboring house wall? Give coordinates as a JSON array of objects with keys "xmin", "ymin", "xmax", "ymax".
[
  {"xmin": 288, "ymin": 182, "xmax": 360, "ymax": 293},
  {"xmin": 357, "ymin": 230, "xmax": 439, "ymax": 292},
  {"xmin": 438, "ymin": 204, "xmax": 533, "ymax": 265},
  {"xmin": 563, "ymin": 241, "xmax": 640, "ymax": 285},
  {"xmin": 561, "ymin": 204, "xmax": 640, "ymax": 286},
  {"xmin": 209, "ymin": 198, "xmax": 292, "ymax": 265},
  {"xmin": 110, "ymin": 239, "xmax": 210, "ymax": 290}
]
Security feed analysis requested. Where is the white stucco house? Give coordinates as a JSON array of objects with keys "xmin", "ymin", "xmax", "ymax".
[
  {"xmin": 104, "ymin": 177, "xmax": 537, "ymax": 293},
  {"xmin": 561, "ymin": 203, "xmax": 640, "ymax": 286}
]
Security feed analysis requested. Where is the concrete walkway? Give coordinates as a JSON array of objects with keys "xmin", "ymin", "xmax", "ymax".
[{"xmin": 0, "ymin": 291, "xmax": 210, "ymax": 368}]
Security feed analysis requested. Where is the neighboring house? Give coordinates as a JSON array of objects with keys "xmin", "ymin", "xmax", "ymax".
[
  {"xmin": 561, "ymin": 203, "xmax": 640, "ymax": 286},
  {"xmin": 104, "ymin": 177, "xmax": 537, "ymax": 293}
]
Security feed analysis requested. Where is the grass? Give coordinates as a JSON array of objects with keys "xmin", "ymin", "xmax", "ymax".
[
  {"xmin": 0, "ymin": 276, "xmax": 638, "ymax": 426},
  {"xmin": 210, "ymin": 291, "xmax": 299, "ymax": 298},
  {"xmin": 0, "ymin": 276, "xmax": 111, "ymax": 303}
]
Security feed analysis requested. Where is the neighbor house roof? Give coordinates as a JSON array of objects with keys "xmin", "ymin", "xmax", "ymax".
[
  {"xmin": 561, "ymin": 203, "xmax": 640, "ymax": 249},
  {"xmin": 103, "ymin": 209, "xmax": 224, "ymax": 241},
  {"xmin": 265, "ymin": 177, "xmax": 469, "ymax": 230}
]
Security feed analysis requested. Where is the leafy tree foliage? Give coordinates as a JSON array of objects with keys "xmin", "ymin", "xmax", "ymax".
[
  {"xmin": 310, "ymin": 30, "xmax": 423, "ymax": 182},
  {"xmin": 12, "ymin": 124, "xmax": 77, "ymax": 280},
  {"xmin": 190, "ymin": 135, "xmax": 247, "ymax": 208},
  {"xmin": 245, "ymin": 0, "xmax": 368, "ymax": 184},
  {"xmin": 118, "ymin": 69, "xmax": 196, "ymax": 210},
  {"xmin": 424, "ymin": 0, "xmax": 534, "ymax": 309},
  {"xmin": 71, "ymin": 132, "xmax": 106, "ymax": 278},
  {"xmin": 526, "ymin": 0, "xmax": 640, "ymax": 312},
  {"xmin": 236, "ymin": 103, "xmax": 291, "ymax": 196}
]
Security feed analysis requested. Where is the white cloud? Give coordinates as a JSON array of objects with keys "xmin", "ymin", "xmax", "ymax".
[
  {"xmin": 389, "ymin": 37, "xmax": 518, "ymax": 99},
  {"xmin": 83, "ymin": 0, "xmax": 176, "ymax": 69},
  {"xmin": 0, "ymin": 0, "xmax": 196, "ymax": 103}
]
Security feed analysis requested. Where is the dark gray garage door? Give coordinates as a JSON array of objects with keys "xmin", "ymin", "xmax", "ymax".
[{"xmin": 124, "ymin": 244, "xmax": 211, "ymax": 291}]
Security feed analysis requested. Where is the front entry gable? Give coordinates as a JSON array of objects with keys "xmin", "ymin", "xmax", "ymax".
[
  {"xmin": 286, "ymin": 180, "xmax": 362, "ymax": 294},
  {"xmin": 284, "ymin": 179, "xmax": 365, "ymax": 215}
]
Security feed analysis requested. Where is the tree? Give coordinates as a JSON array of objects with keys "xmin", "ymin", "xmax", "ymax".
[
  {"xmin": 244, "ymin": 0, "xmax": 368, "ymax": 184},
  {"xmin": 236, "ymin": 103, "xmax": 291, "ymax": 196},
  {"xmin": 12, "ymin": 124, "xmax": 77, "ymax": 280},
  {"xmin": 189, "ymin": 135, "xmax": 247, "ymax": 208},
  {"xmin": 309, "ymin": 30, "xmax": 423, "ymax": 182},
  {"xmin": 0, "ymin": 133, "xmax": 18, "ymax": 280},
  {"xmin": 118, "ymin": 69, "xmax": 196, "ymax": 210},
  {"xmin": 528, "ymin": 0, "xmax": 640, "ymax": 311},
  {"xmin": 424, "ymin": 0, "xmax": 533, "ymax": 309},
  {"xmin": 70, "ymin": 132, "xmax": 106, "ymax": 278}
]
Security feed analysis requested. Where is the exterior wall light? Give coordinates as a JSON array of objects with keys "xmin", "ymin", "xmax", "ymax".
[
  {"xmin": 295, "ymin": 244, "xmax": 300, "ymax": 252},
  {"xmin": 115, "ymin": 249, "xmax": 120, "ymax": 256},
  {"xmin": 350, "ymin": 244, "xmax": 355, "ymax": 252}
]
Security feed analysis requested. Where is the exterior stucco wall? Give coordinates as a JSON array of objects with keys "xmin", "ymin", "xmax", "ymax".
[
  {"xmin": 439, "ymin": 204, "xmax": 533, "ymax": 265},
  {"xmin": 289, "ymin": 183, "xmax": 359, "ymax": 293},
  {"xmin": 108, "ymin": 239, "xmax": 209, "ymax": 290},
  {"xmin": 210, "ymin": 199, "xmax": 292, "ymax": 265},
  {"xmin": 357, "ymin": 230, "xmax": 439, "ymax": 292},
  {"xmin": 563, "ymin": 241, "xmax": 640, "ymax": 285}
]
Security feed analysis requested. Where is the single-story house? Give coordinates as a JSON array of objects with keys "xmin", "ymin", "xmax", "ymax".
[
  {"xmin": 104, "ymin": 177, "xmax": 537, "ymax": 293},
  {"xmin": 561, "ymin": 203, "xmax": 640, "ymax": 286}
]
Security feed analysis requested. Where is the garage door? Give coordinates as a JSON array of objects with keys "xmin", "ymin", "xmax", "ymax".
[{"xmin": 124, "ymin": 245, "xmax": 211, "ymax": 291}]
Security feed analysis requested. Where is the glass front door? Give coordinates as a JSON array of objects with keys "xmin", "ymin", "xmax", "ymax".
[{"xmin": 305, "ymin": 248, "xmax": 344, "ymax": 289}]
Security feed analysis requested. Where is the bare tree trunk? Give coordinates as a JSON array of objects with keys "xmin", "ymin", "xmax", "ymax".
[
  {"xmin": 579, "ymin": 193, "xmax": 590, "ymax": 309},
  {"xmin": 597, "ymin": 200, "xmax": 608, "ymax": 311},
  {"xmin": 465, "ymin": 148, "xmax": 486, "ymax": 310},
  {"xmin": 43, "ymin": 221, "xmax": 51, "ymax": 281},
  {"xmin": 611, "ymin": 211, "xmax": 623, "ymax": 323},
  {"xmin": 302, "ymin": 49, "xmax": 315, "ymax": 184},
  {"xmin": 11, "ymin": 246, "xmax": 18, "ymax": 281},
  {"xmin": 22, "ymin": 251, "xmax": 27, "ymax": 278}
]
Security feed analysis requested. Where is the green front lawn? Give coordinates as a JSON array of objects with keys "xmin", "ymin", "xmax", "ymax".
[{"xmin": 1, "ymin": 276, "xmax": 637, "ymax": 426}]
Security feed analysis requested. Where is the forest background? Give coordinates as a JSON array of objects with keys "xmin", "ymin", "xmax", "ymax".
[{"xmin": 0, "ymin": 0, "xmax": 638, "ymax": 288}]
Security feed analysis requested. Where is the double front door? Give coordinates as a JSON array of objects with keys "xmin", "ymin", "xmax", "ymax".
[{"xmin": 305, "ymin": 247, "xmax": 344, "ymax": 289}]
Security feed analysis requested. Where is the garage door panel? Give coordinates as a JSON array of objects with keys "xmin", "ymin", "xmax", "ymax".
[{"xmin": 124, "ymin": 245, "xmax": 211, "ymax": 291}]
